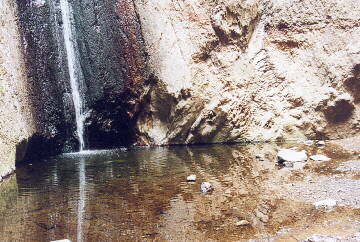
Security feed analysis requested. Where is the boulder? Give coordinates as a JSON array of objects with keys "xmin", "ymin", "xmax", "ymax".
[{"xmin": 277, "ymin": 149, "xmax": 308, "ymax": 164}]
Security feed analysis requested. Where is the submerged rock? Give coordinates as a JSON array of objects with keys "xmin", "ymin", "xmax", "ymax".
[
  {"xmin": 186, "ymin": 174, "xmax": 196, "ymax": 182},
  {"xmin": 200, "ymin": 182, "xmax": 214, "ymax": 193},
  {"xmin": 313, "ymin": 199, "xmax": 337, "ymax": 211},
  {"xmin": 310, "ymin": 155, "xmax": 331, "ymax": 162},
  {"xmin": 51, "ymin": 240, "xmax": 72, "ymax": 242},
  {"xmin": 277, "ymin": 149, "xmax": 308, "ymax": 164}
]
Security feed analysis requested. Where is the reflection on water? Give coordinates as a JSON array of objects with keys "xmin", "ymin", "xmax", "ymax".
[
  {"xmin": 0, "ymin": 144, "xmax": 360, "ymax": 241},
  {"xmin": 77, "ymin": 157, "xmax": 86, "ymax": 242}
]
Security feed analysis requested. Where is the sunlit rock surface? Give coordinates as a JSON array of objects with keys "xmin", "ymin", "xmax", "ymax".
[
  {"xmin": 134, "ymin": 0, "xmax": 360, "ymax": 145},
  {"xmin": 0, "ymin": 1, "xmax": 36, "ymax": 181}
]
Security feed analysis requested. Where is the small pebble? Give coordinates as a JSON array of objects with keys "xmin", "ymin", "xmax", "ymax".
[
  {"xmin": 317, "ymin": 141, "xmax": 326, "ymax": 146},
  {"xmin": 310, "ymin": 155, "xmax": 331, "ymax": 162},
  {"xmin": 186, "ymin": 174, "xmax": 196, "ymax": 182},
  {"xmin": 236, "ymin": 220, "xmax": 251, "ymax": 226},
  {"xmin": 200, "ymin": 182, "xmax": 213, "ymax": 193},
  {"xmin": 303, "ymin": 140, "xmax": 314, "ymax": 146}
]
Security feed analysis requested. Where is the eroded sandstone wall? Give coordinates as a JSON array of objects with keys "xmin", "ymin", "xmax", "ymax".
[{"xmin": 134, "ymin": 0, "xmax": 360, "ymax": 145}]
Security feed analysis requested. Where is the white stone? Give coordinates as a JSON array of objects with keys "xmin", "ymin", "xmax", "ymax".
[
  {"xmin": 303, "ymin": 235, "xmax": 338, "ymax": 242},
  {"xmin": 303, "ymin": 140, "xmax": 315, "ymax": 146},
  {"xmin": 313, "ymin": 199, "xmax": 337, "ymax": 210},
  {"xmin": 317, "ymin": 141, "xmax": 326, "ymax": 146},
  {"xmin": 51, "ymin": 240, "xmax": 72, "ymax": 242},
  {"xmin": 236, "ymin": 220, "xmax": 250, "ymax": 226},
  {"xmin": 310, "ymin": 155, "xmax": 331, "ymax": 162},
  {"xmin": 32, "ymin": 0, "xmax": 46, "ymax": 7},
  {"xmin": 200, "ymin": 182, "xmax": 213, "ymax": 193},
  {"xmin": 186, "ymin": 174, "xmax": 196, "ymax": 182},
  {"xmin": 278, "ymin": 149, "xmax": 308, "ymax": 163}
]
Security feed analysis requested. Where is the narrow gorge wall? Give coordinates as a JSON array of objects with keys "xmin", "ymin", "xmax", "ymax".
[
  {"xmin": 0, "ymin": 0, "xmax": 36, "ymax": 181},
  {"xmin": 134, "ymin": 0, "xmax": 360, "ymax": 145}
]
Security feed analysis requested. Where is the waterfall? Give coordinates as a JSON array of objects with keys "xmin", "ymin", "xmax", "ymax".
[{"xmin": 60, "ymin": 0, "xmax": 86, "ymax": 151}]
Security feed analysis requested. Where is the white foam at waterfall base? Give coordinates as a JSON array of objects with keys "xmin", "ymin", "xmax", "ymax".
[{"xmin": 60, "ymin": 0, "xmax": 86, "ymax": 151}]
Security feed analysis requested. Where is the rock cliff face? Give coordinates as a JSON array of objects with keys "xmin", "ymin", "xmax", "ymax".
[
  {"xmin": 0, "ymin": 0, "xmax": 36, "ymax": 181},
  {"xmin": 16, "ymin": 0, "xmax": 148, "ymax": 150},
  {"xmin": 134, "ymin": 0, "xmax": 360, "ymax": 145},
  {"xmin": 0, "ymin": 0, "xmax": 148, "ymax": 180}
]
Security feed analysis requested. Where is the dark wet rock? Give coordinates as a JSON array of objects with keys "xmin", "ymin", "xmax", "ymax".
[
  {"xmin": 200, "ymin": 182, "xmax": 213, "ymax": 193},
  {"xmin": 186, "ymin": 175, "xmax": 196, "ymax": 182},
  {"xmin": 323, "ymin": 93, "xmax": 355, "ymax": 123},
  {"xmin": 15, "ymin": 0, "xmax": 149, "ymax": 153}
]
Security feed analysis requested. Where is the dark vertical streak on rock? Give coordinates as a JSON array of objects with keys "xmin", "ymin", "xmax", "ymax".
[{"xmin": 15, "ymin": 0, "xmax": 76, "ymax": 161}]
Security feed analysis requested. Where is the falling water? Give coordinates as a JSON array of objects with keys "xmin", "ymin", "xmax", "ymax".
[
  {"xmin": 60, "ymin": 1, "xmax": 87, "ymax": 241},
  {"xmin": 60, "ymin": 0, "xmax": 86, "ymax": 151}
]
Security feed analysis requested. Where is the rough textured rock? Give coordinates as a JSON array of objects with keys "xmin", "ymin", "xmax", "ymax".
[
  {"xmin": 1, "ymin": 0, "xmax": 148, "ymax": 180},
  {"xmin": 16, "ymin": 0, "xmax": 149, "ymax": 150},
  {"xmin": 0, "ymin": 0, "xmax": 36, "ymax": 181},
  {"xmin": 134, "ymin": 0, "xmax": 360, "ymax": 145}
]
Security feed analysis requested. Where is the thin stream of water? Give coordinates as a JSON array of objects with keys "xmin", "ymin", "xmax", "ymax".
[
  {"xmin": 60, "ymin": 1, "xmax": 87, "ymax": 240},
  {"xmin": 60, "ymin": 0, "xmax": 86, "ymax": 151}
]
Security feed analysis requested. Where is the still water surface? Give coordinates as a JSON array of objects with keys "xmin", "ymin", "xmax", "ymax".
[{"xmin": 0, "ymin": 144, "xmax": 360, "ymax": 241}]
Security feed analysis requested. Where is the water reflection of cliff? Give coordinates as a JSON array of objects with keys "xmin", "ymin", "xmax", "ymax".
[{"xmin": 1, "ymin": 144, "xmax": 360, "ymax": 241}]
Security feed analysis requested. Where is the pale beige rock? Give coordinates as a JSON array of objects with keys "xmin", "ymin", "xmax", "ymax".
[
  {"xmin": 0, "ymin": 1, "xmax": 36, "ymax": 180},
  {"xmin": 134, "ymin": 0, "xmax": 360, "ymax": 145}
]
